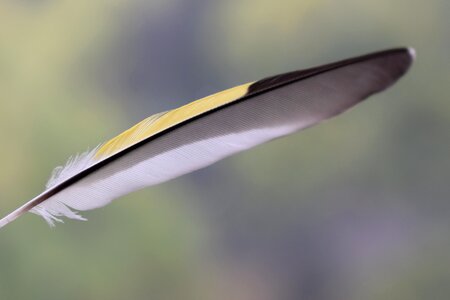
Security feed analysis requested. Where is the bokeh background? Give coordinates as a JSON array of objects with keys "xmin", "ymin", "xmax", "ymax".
[{"xmin": 0, "ymin": 1, "xmax": 449, "ymax": 299}]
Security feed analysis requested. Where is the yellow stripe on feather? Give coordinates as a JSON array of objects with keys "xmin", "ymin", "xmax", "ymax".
[{"xmin": 95, "ymin": 82, "xmax": 253, "ymax": 159}]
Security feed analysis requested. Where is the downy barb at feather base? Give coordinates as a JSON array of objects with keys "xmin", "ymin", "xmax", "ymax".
[{"xmin": 0, "ymin": 48, "xmax": 415, "ymax": 229}]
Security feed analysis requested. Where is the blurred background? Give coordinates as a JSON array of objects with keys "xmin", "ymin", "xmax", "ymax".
[{"xmin": 0, "ymin": 0, "xmax": 449, "ymax": 299}]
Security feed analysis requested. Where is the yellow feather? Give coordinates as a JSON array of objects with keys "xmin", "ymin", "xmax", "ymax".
[{"xmin": 95, "ymin": 82, "xmax": 253, "ymax": 159}]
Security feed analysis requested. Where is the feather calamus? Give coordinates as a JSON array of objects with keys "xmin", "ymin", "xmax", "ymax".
[{"xmin": 0, "ymin": 48, "xmax": 415, "ymax": 229}]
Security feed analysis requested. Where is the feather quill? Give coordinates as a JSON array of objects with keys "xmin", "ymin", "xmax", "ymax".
[{"xmin": 0, "ymin": 48, "xmax": 415, "ymax": 229}]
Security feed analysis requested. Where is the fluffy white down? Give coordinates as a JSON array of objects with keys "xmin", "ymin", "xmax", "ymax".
[
  {"xmin": 30, "ymin": 147, "xmax": 101, "ymax": 225},
  {"xmin": 46, "ymin": 147, "xmax": 100, "ymax": 189}
]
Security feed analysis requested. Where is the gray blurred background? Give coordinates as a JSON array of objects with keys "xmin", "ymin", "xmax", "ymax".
[{"xmin": 0, "ymin": 1, "xmax": 449, "ymax": 299}]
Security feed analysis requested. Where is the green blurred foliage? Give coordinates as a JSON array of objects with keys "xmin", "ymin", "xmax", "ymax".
[{"xmin": 0, "ymin": 0, "xmax": 449, "ymax": 299}]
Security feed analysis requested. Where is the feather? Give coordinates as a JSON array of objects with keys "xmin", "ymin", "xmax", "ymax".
[{"xmin": 0, "ymin": 48, "xmax": 415, "ymax": 229}]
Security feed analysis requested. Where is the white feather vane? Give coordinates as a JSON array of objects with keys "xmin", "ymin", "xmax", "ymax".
[{"xmin": 0, "ymin": 48, "xmax": 415, "ymax": 229}]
